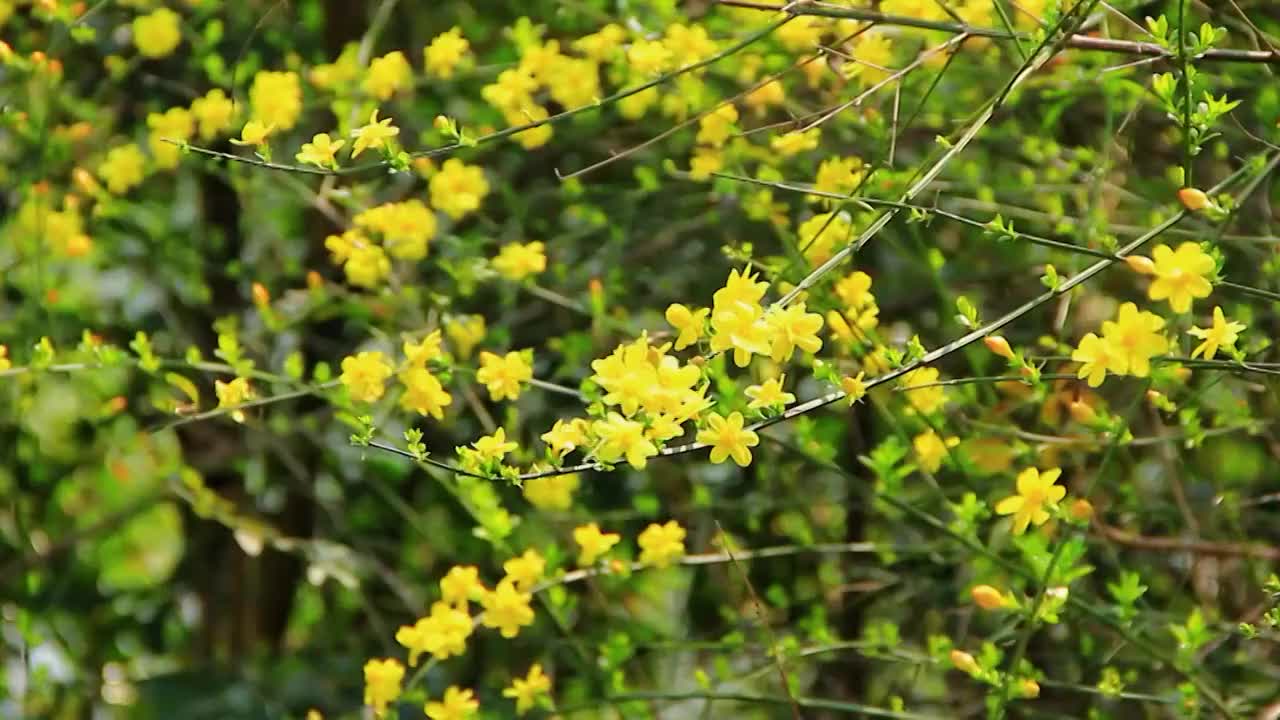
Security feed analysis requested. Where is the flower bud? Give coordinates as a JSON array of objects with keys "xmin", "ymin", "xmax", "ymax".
[
  {"xmin": 971, "ymin": 584, "xmax": 1007, "ymax": 610},
  {"xmin": 1068, "ymin": 498, "xmax": 1094, "ymax": 522},
  {"xmin": 433, "ymin": 114, "xmax": 451, "ymax": 131},
  {"xmin": 306, "ymin": 270, "xmax": 324, "ymax": 290},
  {"xmin": 950, "ymin": 650, "xmax": 981, "ymax": 675},
  {"xmin": 251, "ymin": 282, "xmax": 270, "ymax": 306},
  {"xmin": 1177, "ymin": 187, "xmax": 1211, "ymax": 212},
  {"xmin": 1123, "ymin": 255, "xmax": 1156, "ymax": 275},
  {"xmin": 1068, "ymin": 400, "xmax": 1097, "ymax": 424},
  {"xmin": 1019, "ymin": 679, "xmax": 1041, "ymax": 698},
  {"xmin": 984, "ymin": 335, "xmax": 1014, "ymax": 360}
]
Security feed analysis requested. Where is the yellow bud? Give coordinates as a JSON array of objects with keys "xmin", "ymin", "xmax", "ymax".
[
  {"xmin": 252, "ymin": 282, "xmax": 270, "ymax": 305},
  {"xmin": 434, "ymin": 114, "xmax": 451, "ymax": 131},
  {"xmin": 306, "ymin": 270, "xmax": 324, "ymax": 290},
  {"xmin": 970, "ymin": 584, "xmax": 1006, "ymax": 610},
  {"xmin": 1145, "ymin": 389, "xmax": 1164, "ymax": 405},
  {"xmin": 1068, "ymin": 498, "xmax": 1094, "ymax": 522},
  {"xmin": 72, "ymin": 167, "xmax": 101, "ymax": 195},
  {"xmin": 1019, "ymin": 679, "xmax": 1041, "ymax": 699},
  {"xmin": 1068, "ymin": 400, "xmax": 1097, "ymax": 424},
  {"xmin": 1123, "ymin": 255, "xmax": 1156, "ymax": 275},
  {"xmin": 983, "ymin": 335, "xmax": 1014, "ymax": 360},
  {"xmin": 1177, "ymin": 187, "xmax": 1211, "ymax": 212},
  {"xmin": 950, "ymin": 649, "xmax": 981, "ymax": 675}
]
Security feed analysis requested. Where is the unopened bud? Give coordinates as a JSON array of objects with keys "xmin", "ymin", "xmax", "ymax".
[
  {"xmin": 1177, "ymin": 187, "xmax": 1211, "ymax": 212},
  {"xmin": 1068, "ymin": 400, "xmax": 1097, "ymax": 424},
  {"xmin": 434, "ymin": 115, "xmax": 451, "ymax": 131},
  {"xmin": 970, "ymin": 584, "xmax": 1007, "ymax": 610},
  {"xmin": 984, "ymin": 335, "xmax": 1014, "ymax": 360},
  {"xmin": 306, "ymin": 270, "xmax": 323, "ymax": 290},
  {"xmin": 950, "ymin": 650, "xmax": 981, "ymax": 675},
  {"xmin": 1068, "ymin": 498, "xmax": 1094, "ymax": 522},
  {"xmin": 1124, "ymin": 255, "xmax": 1156, "ymax": 275},
  {"xmin": 1019, "ymin": 679, "xmax": 1041, "ymax": 698},
  {"xmin": 72, "ymin": 167, "xmax": 101, "ymax": 195},
  {"xmin": 251, "ymin": 282, "xmax": 270, "ymax": 305}
]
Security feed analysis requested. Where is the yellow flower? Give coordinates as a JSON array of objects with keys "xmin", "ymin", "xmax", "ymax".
[
  {"xmin": 541, "ymin": 418, "xmax": 589, "ymax": 457},
  {"xmin": 446, "ymin": 315, "xmax": 486, "ymax": 359},
  {"xmin": 230, "ymin": 120, "xmax": 274, "ymax": 147},
  {"xmin": 995, "ymin": 466, "xmax": 1066, "ymax": 535},
  {"xmin": 440, "ymin": 565, "xmax": 483, "ymax": 607},
  {"xmin": 664, "ymin": 23, "xmax": 718, "ymax": 65},
  {"xmin": 340, "ymin": 351, "xmax": 393, "ymax": 403},
  {"xmin": 0, "ymin": 346, "xmax": 9, "ymax": 372},
  {"xmin": 899, "ymin": 367, "xmax": 946, "ymax": 415},
  {"xmin": 215, "ymin": 377, "xmax": 253, "ymax": 408},
  {"xmin": 573, "ymin": 522, "xmax": 621, "ymax": 566},
  {"xmin": 480, "ymin": 579, "xmax": 535, "ymax": 638},
  {"xmin": 506, "ymin": 104, "xmax": 554, "ymax": 149},
  {"xmin": 913, "ymin": 430, "xmax": 958, "ymax": 473},
  {"xmin": 424, "ymin": 27, "xmax": 470, "ymax": 78},
  {"xmin": 355, "ymin": 199, "xmax": 436, "ymax": 260},
  {"xmin": 476, "ymin": 350, "xmax": 533, "ymax": 402},
  {"xmin": 813, "ymin": 156, "xmax": 863, "ymax": 200},
  {"xmin": 1188, "ymin": 306, "xmax": 1245, "ymax": 360},
  {"xmin": 344, "ymin": 243, "xmax": 391, "ymax": 288},
  {"xmin": 950, "ymin": 649, "xmax": 981, "ymax": 675},
  {"xmin": 697, "ymin": 411, "xmax": 759, "ymax": 467},
  {"xmin": 190, "ymin": 89, "xmax": 235, "ymax": 140},
  {"xmin": 523, "ymin": 472, "xmax": 579, "ymax": 510},
  {"xmin": 425, "ymin": 686, "xmax": 479, "ymax": 720},
  {"xmin": 133, "ymin": 8, "xmax": 182, "ymax": 59},
  {"xmin": 696, "ymin": 104, "xmax": 739, "ymax": 147},
  {"xmin": 744, "ymin": 79, "xmax": 786, "ymax": 113},
  {"xmin": 99, "ymin": 144, "xmax": 147, "ymax": 194},
  {"xmin": 638, "ymin": 520, "xmax": 687, "ymax": 568},
  {"xmin": 776, "ymin": 14, "xmax": 826, "ymax": 52},
  {"xmin": 429, "ymin": 158, "xmax": 489, "ymax": 220},
  {"xmin": 503, "ymin": 664, "xmax": 552, "ymax": 715},
  {"xmin": 835, "ymin": 270, "xmax": 875, "ymax": 310},
  {"xmin": 665, "ymin": 303, "xmax": 708, "ymax": 350},
  {"xmin": 592, "ymin": 412, "xmax": 659, "ymax": 469},
  {"xmin": 296, "ymin": 132, "xmax": 345, "ymax": 168},
  {"xmin": 765, "ymin": 303, "xmax": 824, "ymax": 362},
  {"xmin": 503, "ymin": 549, "xmax": 545, "ymax": 591},
  {"xmin": 1100, "ymin": 302, "xmax": 1168, "ymax": 377},
  {"xmin": 364, "ymin": 50, "xmax": 411, "ymax": 100},
  {"xmin": 746, "ymin": 375, "xmax": 795, "ymax": 410},
  {"xmin": 472, "ymin": 427, "xmax": 518, "ymax": 464},
  {"xmin": 627, "ymin": 38, "xmax": 672, "ymax": 75},
  {"xmin": 843, "ymin": 31, "xmax": 894, "ymax": 84},
  {"xmin": 403, "ymin": 330, "xmax": 444, "ymax": 366},
  {"xmin": 493, "ymin": 241, "xmax": 547, "ymax": 280},
  {"xmin": 545, "ymin": 56, "xmax": 600, "ymax": 110},
  {"xmin": 1146, "ymin": 242, "xmax": 1215, "ymax": 313},
  {"xmin": 709, "ymin": 300, "xmax": 771, "ymax": 369},
  {"xmin": 796, "ymin": 211, "xmax": 852, "ymax": 266},
  {"xmin": 688, "ymin": 147, "xmax": 723, "ymax": 181},
  {"xmin": 399, "ymin": 367, "xmax": 452, "ymax": 419},
  {"xmin": 841, "ymin": 372, "xmax": 867, "ymax": 405},
  {"xmin": 574, "ymin": 24, "xmax": 627, "ymax": 61},
  {"xmin": 146, "ymin": 107, "xmax": 194, "ymax": 169},
  {"xmin": 351, "ymin": 109, "xmax": 400, "ymax": 158},
  {"xmin": 248, "ymin": 70, "xmax": 302, "ymax": 130},
  {"xmin": 1070, "ymin": 332, "xmax": 1117, "ymax": 388},
  {"xmin": 395, "ymin": 601, "xmax": 473, "ymax": 665},
  {"xmin": 362, "ymin": 658, "xmax": 405, "ymax": 717},
  {"xmin": 770, "ymin": 127, "xmax": 821, "ymax": 157},
  {"xmin": 482, "ymin": 69, "xmax": 538, "ymax": 115}
]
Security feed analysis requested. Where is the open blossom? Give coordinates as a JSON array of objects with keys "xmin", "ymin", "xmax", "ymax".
[
  {"xmin": 477, "ymin": 350, "xmax": 533, "ymax": 401},
  {"xmin": 395, "ymin": 601, "xmax": 473, "ymax": 665},
  {"xmin": 425, "ymin": 27, "xmax": 470, "ymax": 78},
  {"xmin": 425, "ymin": 686, "xmax": 479, "ymax": 720},
  {"xmin": 429, "ymin": 159, "xmax": 490, "ymax": 219},
  {"xmin": 1071, "ymin": 333, "xmax": 1117, "ymax": 388},
  {"xmin": 363, "ymin": 50, "xmax": 411, "ymax": 100},
  {"xmin": 573, "ymin": 522, "xmax": 621, "ymax": 566},
  {"xmin": 1188, "ymin": 306, "xmax": 1245, "ymax": 360},
  {"xmin": 995, "ymin": 466, "xmax": 1066, "ymax": 535},
  {"xmin": 504, "ymin": 664, "xmax": 552, "ymax": 715},
  {"xmin": 765, "ymin": 302, "xmax": 824, "ymax": 362},
  {"xmin": 1146, "ymin": 242, "xmax": 1215, "ymax": 313},
  {"xmin": 1100, "ymin": 302, "xmax": 1168, "ymax": 377},
  {"xmin": 913, "ymin": 430, "xmax": 959, "ymax": 473},
  {"xmin": 696, "ymin": 411, "xmax": 759, "ymax": 467},
  {"xmin": 638, "ymin": 520, "xmax": 687, "ymax": 568},
  {"xmin": 351, "ymin": 109, "xmax": 400, "ymax": 158},
  {"xmin": 746, "ymin": 375, "xmax": 795, "ymax": 410},
  {"xmin": 440, "ymin": 565, "xmax": 483, "ymax": 607},
  {"xmin": 592, "ymin": 412, "xmax": 659, "ymax": 469},
  {"xmin": 480, "ymin": 579, "xmax": 535, "ymax": 638},
  {"xmin": 492, "ymin": 241, "xmax": 547, "ymax": 280},
  {"xmin": 503, "ymin": 549, "xmax": 546, "ymax": 591},
  {"xmin": 399, "ymin": 367, "xmax": 452, "ymax": 419},
  {"xmin": 471, "ymin": 427, "xmax": 518, "ymax": 463},
  {"xmin": 363, "ymin": 658, "xmax": 405, "ymax": 717},
  {"xmin": 523, "ymin": 472, "xmax": 579, "ymax": 510},
  {"xmin": 665, "ymin": 303, "xmax": 708, "ymax": 350},
  {"xmin": 295, "ymin": 132, "xmax": 344, "ymax": 168},
  {"xmin": 340, "ymin": 351, "xmax": 393, "ymax": 403},
  {"xmin": 133, "ymin": 8, "xmax": 182, "ymax": 58}
]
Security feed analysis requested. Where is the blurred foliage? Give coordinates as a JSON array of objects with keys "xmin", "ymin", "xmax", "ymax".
[{"xmin": 3, "ymin": 0, "xmax": 1280, "ymax": 718}]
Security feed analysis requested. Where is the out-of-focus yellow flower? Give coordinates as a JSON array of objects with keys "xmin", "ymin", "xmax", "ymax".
[
  {"xmin": 146, "ymin": 107, "xmax": 194, "ymax": 169},
  {"xmin": 99, "ymin": 144, "xmax": 147, "ymax": 194},
  {"xmin": 492, "ymin": 241, "xmax": 547, "ymax": 280},
  {"xmin": 574, "ymin": 523, "xmax": 621, "ymax": 566},
  {"xmin": 638, "ymin": 520, "xmax": 687, "ymax": 568},
  {"xmin": 133, "ymin": 8, "xmax": 182, "ymax": 58},
  {"xmin": 424, "ymin": 27, "xmax": 470, "ymax": 78},
  {"xmin": 249, "ymin": 70, "xmax": 302, "ymax": 130},
  {"xmin": 340, "ymin": 351, "xmax": 393, "ymax": 403},
  {"xmin": 364, "ymin": 50, "xmax": 411, "ymax": 100},
  {"xmin": 295, "ymin": 132, "xmax": 344, "ymax": 169},
  {"xmin": 190, "ymin": 89, "xmax": 235, "ymax": 140}
]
